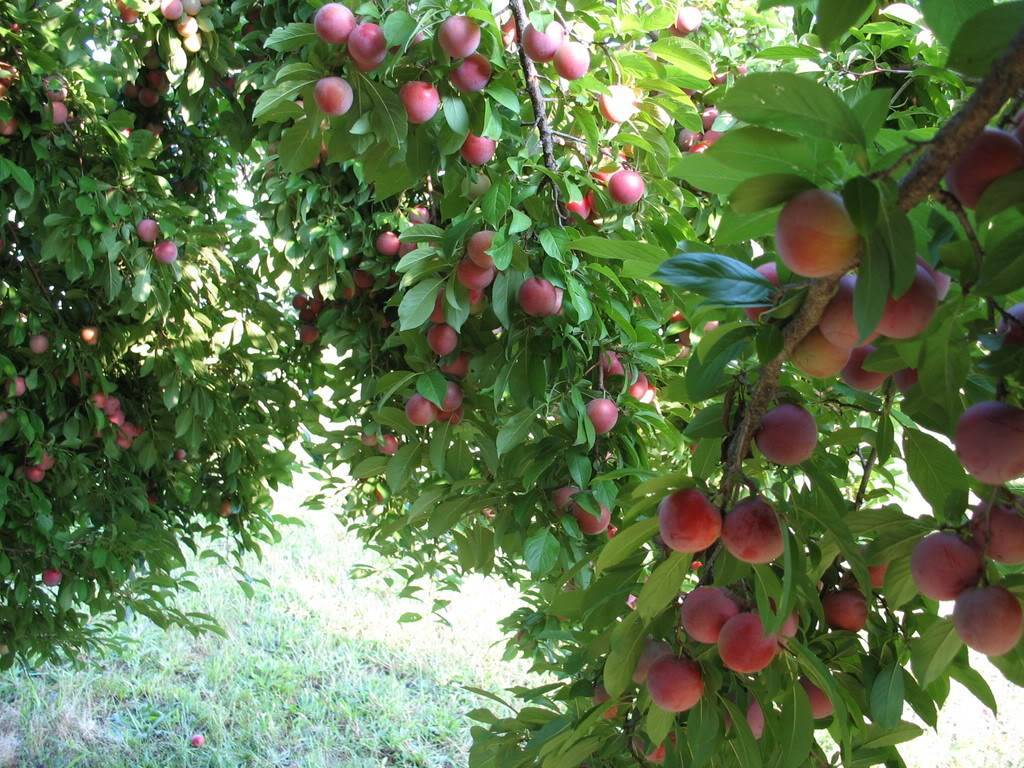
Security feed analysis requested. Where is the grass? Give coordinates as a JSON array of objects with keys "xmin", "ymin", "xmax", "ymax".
[
  {"xmin": 1, "ymin": 472, "xmax": 1023, "ymax": 767},
  {"xmin": 0, "ymin": 473, "xmax": 532, "ymax": 767}
]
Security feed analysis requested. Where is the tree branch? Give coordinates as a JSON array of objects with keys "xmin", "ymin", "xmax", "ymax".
[
  {"xmin": 897, "ymin": 26, "xmax": 1024, "ymax": 212},
  {"xmin": 854, "ymin": 382, "xmax": 895, "ymax": 509},
  {"xmin": 717, "ymin": 28, "xmax": 1024, "ymax": 507},
  {"xmin": 508, "ymin": 0, "xmax": 563, "ymax": 219}
]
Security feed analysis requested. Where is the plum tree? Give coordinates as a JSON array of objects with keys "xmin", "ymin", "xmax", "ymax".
[
  {"xmin": 553, "ymin": 42, "xmax": 590, "ymax": 80},
  {"xmin": 680, "ymin": 586, "xmax": 739, "ymax": 643},
  {"xmin": 450, "ymin": 54, "xmax": 492, "ymax": 92},
  {"xmin": 8, "ymin": 4, "xmax": 1024, "ymax": 764},
  {"xmin": 658, "ymin": 489, "xmax": 721, "ymax": 553},
  {"xmin": 438, "ymin": 15, "xmax": 480, "ymax": 59},
  {"xmin": 632, "ymin": 639, "xmax": 673, "ymax": 683},
  {"xmin": 314, "ymin": 77, "xmax": 353, "ymax": 116},
  {"xmin": 775, "ymin": 190, "xmax": 859, "ymax": 277},
  {"xmin": 608, "ymin": 170, "xmax": 645, "ymax": 205},
  {"xmin": 571, "ymin": 500, "xmax": 611, "ymax": 534},
  {"xmin": 586, "ymin": 398, "xmax": 618, "ymax": 434},
  {"xmin": 791, "ymin": 328, "xmax": 851, "ymax": 378},
  {"xmin": 819, "ymin": 275, "xmax": 879, "ymax": 348},
  {"xmin": 460, "ymin": 133, "xmax": 497, "ymax": 165},
  {"xmin": 801, "ymin": 678, "xmax": 833, "ymax": 719}
]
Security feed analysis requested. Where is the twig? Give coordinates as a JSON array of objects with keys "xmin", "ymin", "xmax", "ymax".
[
  {"xmin": 935, "ymin": 189, "xmax": 983, "ymax": 274},
  {"xmin": 854, "ymin": 381, "xmax": 895, "ymax": 509},
  {"xmin": 508, "ymin": 0, "xmax": 564, "ymax": 222}
]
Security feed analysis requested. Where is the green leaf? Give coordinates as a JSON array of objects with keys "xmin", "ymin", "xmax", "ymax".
[
  {"xmin": 264, "ymin": 22, "xmax": 318, "ymax": 52},
  {"xmin": 815, "ymin": 0, "xmax": 875, "ymax": 48},
  {"xmin": 974, "ymin": 228, "xmax": 1024, "ymax": 296},
  {"xmin": 523, "ymin": 529, "xmax": 559, "ymax": 576},
  {"xmin": 842, "ymin": 177, "xmax": 881, "ymax": 232},
  {"xmin": 910, "ymin": 617, "xmax": 963, "ymax": 686},
  {"xmin": 497, "ymin": 409, "xmax": 536, "ymax": 455},
  {"xmin": 647, "ymin": 37, "xmax": 713, "ymax": 87},
  {"xmin": 720, "ymin": 72, "xmax": 866, "ymax": 146},
  {"xmin": 903, "ymin": 429, "xmax": 969, "ymax": 515},
  {"xmin": 386, "ymin": 443, "xmax": 420, "ymax": 493},
  {"xmin": 655, "ymin": 253, "xmax": 775, "ymax": 307},
  {"xmin": 777, "ymin": 681, "xmax": 814, "ymax": 768},
  {"xmin": 636, "ymin": 551, "xmax": 689, "ymax": 620},
  {"xmin": 351, "ymin": 456, "xmax": 388, "ymax": 478},
  {"xmin": 718, "ymin": 698, "xmax": 762, "ymax": 768},
  {"xmin": 481, "ymin": 178, "xmax": 512, "ymax": 227},
  {"xmin": 729, "ymin": 174, "xmax": 814, "ymax": 214},
  {"xmin": 569, "ymin": 237, "xmax": 669, "ymax": 279},
  {"xmin": 416, "ymin": 372, "xmax": 448, "ymax": 408},
  {"xmin": 869, "ymin": 663, "xmax": 904, "ymax": 728},
  {"xmin": 947, "ymin": 2, "xmax": 1024, "ymax": 78},
  {"xmin": 278, "ymin": 118, "xmax": 322, "ymax": 174},
  {"xmin": 398, "ymin": 276, "xmax": 445, "ymax": 331},
  {"xmin": 604, "ymin": 612, "xmax": 646, "ymax": 697},
  {"xmin": 252, "ymin": 80, "xmax": 315, "ymax": 124},
  {"xmin": 855, "ymin": 231, "xmax": 891, "ymax": 342},
  {"xmin": 644, "ymin": 704, "xmax": 676, "ymax": 747},
  {"xmin": 975, "ymin": 169, "xmax": 1024, "ymax": 222},
  {"xmin": 921, "ymin": 0, "xmax": 991, "ymax": 46},
  {"xmin": 443, "ymin": 96, "xmax": 470, "ymax": 135},
  {"xmin": 596, "ymin": 517, "xmax": 658, "ymax": 572},
  {"xmin": 380, "ymin": 10, "xmax": 417, "ymax": 47}
]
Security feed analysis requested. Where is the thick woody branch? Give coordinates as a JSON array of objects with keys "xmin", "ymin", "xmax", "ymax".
[
  {"xmin": 897, "ymin": 26, "xmax": 1024, "ymax": 212},
  {"xmin": 719, "ymin": 27, "xmax": 1024, "ymax": 503},
  {"xmin": 508, "ymin": 0, "xmax": 560, "ymax": 180}
]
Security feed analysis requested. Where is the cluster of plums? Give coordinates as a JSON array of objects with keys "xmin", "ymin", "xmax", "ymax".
[
  {"xmin": 292, "ymin": 290, "xmax": 326, "ymax": 345},
  {"xmin": 159, "ymin": 0, "xmax": 214, "ymax": 53},
  {"xmin": 136, "ymin": 216, "xmax": 178, "ymax": 265},
  {"xmin": 910, "ymin": 503, "xmax": 1024, "ymax": 656},
  {"xmin": 89, "ymin": 391, "xmax": 145, "ymax": 450}
]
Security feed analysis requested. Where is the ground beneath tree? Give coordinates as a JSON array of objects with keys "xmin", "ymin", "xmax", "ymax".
[{"xmin": 0, "ymin": 474, "xmax": 1020, "ymax": 767}]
